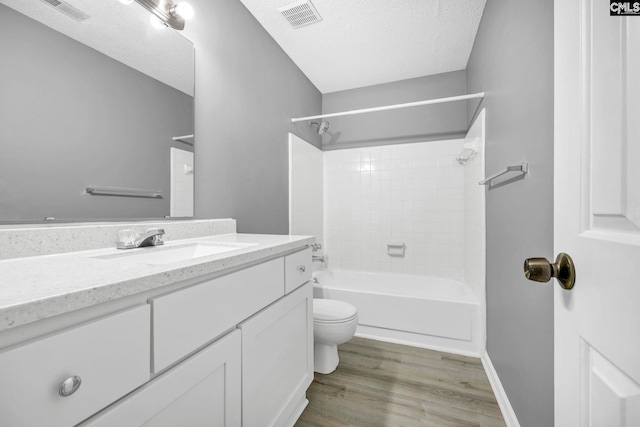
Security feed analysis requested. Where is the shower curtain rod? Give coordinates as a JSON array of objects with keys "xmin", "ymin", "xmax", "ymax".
[{"xmin": 290, "ymin": 92, "xmax": 485, "ymax": 123}]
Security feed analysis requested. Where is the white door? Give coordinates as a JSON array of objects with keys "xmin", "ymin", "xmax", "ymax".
[{"xmin": 554, "ymin": 0, "xmax": 640, "ymax": 425}]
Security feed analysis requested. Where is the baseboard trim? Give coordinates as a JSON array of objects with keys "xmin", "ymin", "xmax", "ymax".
[
  {"xmin": 481, "ymin": 351, "xmax": 521, "ymax": 427},
  {"xmin": 354, "ymin": 332, "xmax": 482, "ymax": 358}
]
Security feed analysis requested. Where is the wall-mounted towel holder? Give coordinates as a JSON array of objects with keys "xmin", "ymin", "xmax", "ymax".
[
  {"xmin": 86, "ymin": 186, "xmax": 163, "ymax": 199},
  {"xmin": 479, "ymin": 162, "xmax": 528, "ymax": 188},
  {"xmin": 172, "ymin": 134, "xmax": 194, "ymax": 146}
]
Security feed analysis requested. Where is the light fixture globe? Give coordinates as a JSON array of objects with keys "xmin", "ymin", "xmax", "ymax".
[{"xmin": 172, "ymin": 2, "xmax": 194, "ymax": 20}]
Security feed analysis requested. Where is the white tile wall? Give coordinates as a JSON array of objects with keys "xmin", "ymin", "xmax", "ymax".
[{"xmin": 324, "ymin": 140, "xmax": 466, "ymax": 279}]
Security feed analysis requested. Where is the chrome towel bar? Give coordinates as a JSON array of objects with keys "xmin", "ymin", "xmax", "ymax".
[
  {"xmin": 172, "ymin": 134, "xmax": 194, "ymax": 145},
  {"xmin": 86, "ymin": 186, "xmax": 163, "ymax": 199},
  {"xmin": 479, "ymin": 162, "xmax": 528, "ymax": 187}
]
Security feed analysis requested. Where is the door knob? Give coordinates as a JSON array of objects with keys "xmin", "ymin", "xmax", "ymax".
[{"xmin": 524, "ymin": 253, "xmax": 576, "ymax": 290}]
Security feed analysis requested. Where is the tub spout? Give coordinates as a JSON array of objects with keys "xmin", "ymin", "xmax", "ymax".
[{"xmin": 312, "ymin": 255, "xmax": 325, "ymax": 262}]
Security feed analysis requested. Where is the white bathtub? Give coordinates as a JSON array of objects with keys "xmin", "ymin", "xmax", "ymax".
[{"xmin": 313, "ymin": 270, "xmax": 484, "ymax": 356}]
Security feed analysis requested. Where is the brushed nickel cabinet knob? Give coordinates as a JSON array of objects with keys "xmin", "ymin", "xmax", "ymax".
[{"xmin": 58, "ymin": 376, "xmax": 82, "ymax": 397}]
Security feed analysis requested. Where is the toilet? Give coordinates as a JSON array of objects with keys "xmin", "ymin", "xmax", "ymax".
[{"xmin": 313, "ymin": 299, "xmax": 358, "ymax": 374}]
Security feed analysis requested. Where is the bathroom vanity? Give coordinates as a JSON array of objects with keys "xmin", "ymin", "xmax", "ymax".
[{"xmin": 0, "ymin": 220, "xmax": 314, "ymax": 426}]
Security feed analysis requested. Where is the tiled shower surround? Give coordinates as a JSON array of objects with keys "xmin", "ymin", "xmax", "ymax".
[{"xmin": 324, "ymin": 140, "xmax": 467, "ymax": 279}]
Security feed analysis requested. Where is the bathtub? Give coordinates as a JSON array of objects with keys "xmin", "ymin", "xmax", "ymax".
[{"xmin": 313, "ymin": 270, "xmax": 484, "ymax": 356}]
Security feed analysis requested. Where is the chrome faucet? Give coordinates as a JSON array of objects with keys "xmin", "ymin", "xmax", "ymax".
[
  {"xmin": 117, "ymin": 228, "xmax": 165, "ymax": 249},
  {"xmin": 312, "ymin": 255, "xmax": 325, "ymax": 262}
]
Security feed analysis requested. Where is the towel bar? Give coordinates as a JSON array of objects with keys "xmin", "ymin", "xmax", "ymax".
[
  {"xmin": 479, "ymin": 162, "xmax": 528, "ymax": 187},
  {"xmin": 86, "ymin": 186, "xmax": 163, "ymax": 199}
]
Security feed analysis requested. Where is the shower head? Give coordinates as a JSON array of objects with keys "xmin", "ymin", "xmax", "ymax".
[{"xmin": 310, "ymin": 120, "xmax": 330, "ymax": 135}]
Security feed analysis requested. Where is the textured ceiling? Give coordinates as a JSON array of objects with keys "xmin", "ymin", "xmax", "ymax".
[
  {"xmin": 1, "ymin": 0, "xmax": 194, "ymax": 95},
  {"xmin": 239, "ymin": 0, "xmax": 487, "ymax": 94}
]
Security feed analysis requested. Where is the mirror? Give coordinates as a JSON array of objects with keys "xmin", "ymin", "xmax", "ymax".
[{"xmin": 0, "ymin": 0, "xmax": 195, "ymax": 223}]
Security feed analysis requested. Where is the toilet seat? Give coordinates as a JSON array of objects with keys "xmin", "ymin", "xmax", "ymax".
[
  {"xmin": 314, "ymin": 315, "xmax": 358, "ymax": 324},
  {"xmin": 313, "ymin": 299, "xmax": 358, "ymax": 324}
]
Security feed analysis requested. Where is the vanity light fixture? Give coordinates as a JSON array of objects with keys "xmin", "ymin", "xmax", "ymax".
[{"xmin": 134, "ymin": 0, "xmax": 194, "ymax": 30}]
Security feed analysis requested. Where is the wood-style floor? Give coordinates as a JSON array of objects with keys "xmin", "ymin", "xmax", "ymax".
[{"xmin": 296, "ymin": 337, "xmax": 506, "ymax": 427}]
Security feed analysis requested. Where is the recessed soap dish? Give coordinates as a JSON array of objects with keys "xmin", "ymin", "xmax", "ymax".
[{"xmin": 387, "ymin": 242, "xmax": 405, "ymax": 257}]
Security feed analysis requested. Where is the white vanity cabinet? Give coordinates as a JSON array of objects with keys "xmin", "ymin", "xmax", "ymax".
[{"xmin": 0, "ymin": 246, "xmax": 313, "ymax": 427}]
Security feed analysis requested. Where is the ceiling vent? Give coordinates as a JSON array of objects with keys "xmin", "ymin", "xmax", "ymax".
[
  {"xmin": 39, "ymin": 0, "xmax": 90, "ymax": 21},
  {"xmin": 278, "ymin": 0, "xmax": 322, "ymax": 29}
]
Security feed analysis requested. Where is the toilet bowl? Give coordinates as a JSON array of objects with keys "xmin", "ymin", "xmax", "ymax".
[{"xmin": 313, "ymin": 298, "xmax": 358, "ymax": 374}]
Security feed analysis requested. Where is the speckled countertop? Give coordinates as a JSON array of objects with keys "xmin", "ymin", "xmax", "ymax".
[{"xmin": 0, "ymin": 233, "xmax": 314, "ymax": 332}]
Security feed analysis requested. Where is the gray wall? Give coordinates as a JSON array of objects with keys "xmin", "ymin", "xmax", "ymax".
[
  {"xmin": 321, "ymin": 71, "xmax": 468, "ymax": 150},
  {"xmin": 185, "ymin": 0, "xmax": 322, "ymax": 234},
  {"xmin": 466, "ymin": 0, "xmax": 554, "ymax": 425},
  {"xmin": 0, "ymin": 5, "xmax": 193, "ymax": 222}
]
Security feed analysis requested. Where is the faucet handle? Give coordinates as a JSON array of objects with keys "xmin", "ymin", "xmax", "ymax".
[
  {"xmin": 146, "ymin": 228, "xmax": 165, "ymax": 235},
  {"xmin": 117, "ymin": 229, "xmax": 138, "ymax": 247},
  {"xmin": 146, "ymin": 228, "xmax": 165, "ymax": 246}
]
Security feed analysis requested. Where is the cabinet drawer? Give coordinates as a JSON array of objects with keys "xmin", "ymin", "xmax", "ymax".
[
  {"xmin": 284, "ymin": 247, "xmax": 312, "ymax": 293},
  {"xmin": 151, "ymin": 258, "xmax": 284, "ymax": 372},
  {"xmin": 0, "ymin": 306, "xmax": 150, "ymax": 427}
]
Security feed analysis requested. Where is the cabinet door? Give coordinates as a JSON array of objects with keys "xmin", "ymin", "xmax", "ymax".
[
  {"xmin": 240, "ymin": 283, "xmax": 313, "ymax": 427},
  {"xmin": 81, "ymin": 330, "xmax": 241, "ymax": 427}
]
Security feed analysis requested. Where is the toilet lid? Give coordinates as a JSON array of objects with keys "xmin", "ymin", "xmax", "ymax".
[{"xmin": 313, "ymin": 299, "xmax": 357, "ymax": 322}]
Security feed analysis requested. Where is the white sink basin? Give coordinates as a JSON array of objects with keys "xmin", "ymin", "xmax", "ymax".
[{"xmin": 95, "ymin": 242, "xmax": 257, "ymax": 265}]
